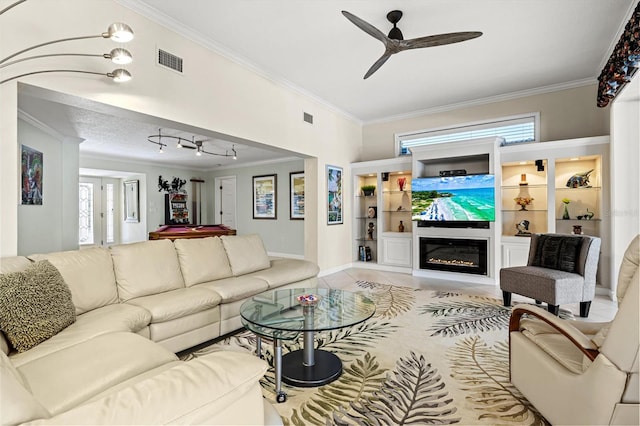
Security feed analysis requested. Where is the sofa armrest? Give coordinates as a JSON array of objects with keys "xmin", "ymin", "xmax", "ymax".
[
  {"xmin": 509, "ymin": 305, "xmax": 599, "ymax": 361},
  {"xmin": 28, "ymin": 351, "xmax": 270, "ymax": 425}
]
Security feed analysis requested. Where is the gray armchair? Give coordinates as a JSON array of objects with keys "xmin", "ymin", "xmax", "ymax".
[{"xmin": 500, "ymin": 233, "xmax": 601, "ymax": 317}]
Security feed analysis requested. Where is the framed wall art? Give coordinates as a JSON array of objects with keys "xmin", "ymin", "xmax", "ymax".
[
  {"xmin": 124, "ymin": 180, "xmax": 140, "ymax": 223},
  {"xmin": 21, "ymin": 145, "xmax": 43, "ymax": 205},
  {"xmin": 253, "ymin": 174, "xmax": 277, "ymax": 219},
  {"xmin": 290, "ymin": 171, "xmax": 304, "ymax": 220},
  {"xmin": 327, "ymin": 165, "xmax": 343, "ymax": 225}
]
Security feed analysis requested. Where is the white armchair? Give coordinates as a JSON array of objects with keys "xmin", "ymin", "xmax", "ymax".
[{"xmin": 508, "ymin": 235, "xmax": 639, "ymax": 425}]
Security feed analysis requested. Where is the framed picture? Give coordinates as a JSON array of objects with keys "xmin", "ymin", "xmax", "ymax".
[
  {"xmin": 253, "ymin": 174, "xmax": 277, "ymax": 219},
  {"xmin": 124, "ymin": 180, "xmax": 140, "ymax": 223},
  {"xmin": 290, "ymin": 171, "xmax": 304, "ymax": 220},
  {"xmin": 21, "ymin": 145, "xmax": 43, "ymax": 205},
  {"xmin": 327, "ymin": 165, "xmax": 343, "ymax": 225}
]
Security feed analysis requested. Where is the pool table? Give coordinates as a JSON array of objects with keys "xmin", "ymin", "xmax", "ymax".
[{"xmin": 148, "ymin": 224, "xmax": 237, "ymax": 240}]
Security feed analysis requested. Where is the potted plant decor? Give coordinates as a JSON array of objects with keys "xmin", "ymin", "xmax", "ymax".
[{"xmin": 361, "ymin": 185, "xmax": 376, "ymax": 196}]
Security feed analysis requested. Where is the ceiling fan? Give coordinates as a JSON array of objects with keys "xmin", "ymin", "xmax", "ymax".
[{"xmin": 342, "ymin": 10, "xmax": 482, "ymax": 79}]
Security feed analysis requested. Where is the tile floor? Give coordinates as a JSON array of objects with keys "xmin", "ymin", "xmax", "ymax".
[{"xmin": 318, "ymin": 267, "xmax": 619, "ymax": 323}]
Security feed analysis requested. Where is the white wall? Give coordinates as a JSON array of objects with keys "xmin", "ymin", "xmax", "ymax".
[
  {"xmin": 209, "ymin": 159, "xmax": 305, "ymax": 256},
  {"xmin": 80, "ymin": 156, "xmax": 206, "ymax": 238},
  {"xmin": 362, "ymin": 84, "xmax": 610, "ymax": 161},
  {"xmin": 0, "ymin": 0, "xmax": 361, "ymax": 271},
  {"xmin": 17, "ymin": 118, "xmax": 80, "ymax": 255},
  {"xmin": 610, "ymin": 76, "xmax": 640, "ymax": 293}
]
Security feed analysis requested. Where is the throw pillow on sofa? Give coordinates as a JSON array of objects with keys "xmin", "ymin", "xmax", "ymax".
[{"xmin": 0, "ymin": 260, "xmax": 76, "ymax": 352}]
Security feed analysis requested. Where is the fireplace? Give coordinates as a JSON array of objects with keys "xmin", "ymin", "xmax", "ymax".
[{"xmin": 419, "ymin": 237, "xmax": 488, "ymax": 275}]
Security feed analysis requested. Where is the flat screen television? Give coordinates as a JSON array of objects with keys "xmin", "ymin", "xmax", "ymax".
[{"xmin": 411, "ymin": 174, "xmax": 495, "ymax": 222}]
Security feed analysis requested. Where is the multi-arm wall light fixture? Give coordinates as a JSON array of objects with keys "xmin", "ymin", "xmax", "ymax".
[
  {"xmin": 0, "ymin": 0, "xmax": 134, "ymax": 84},
  {"xmin": 147, "ymin": 129, "xmax": 238, "ymax": 159}
]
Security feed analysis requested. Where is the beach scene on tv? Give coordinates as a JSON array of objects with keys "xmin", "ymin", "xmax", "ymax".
[{"xmin": 411, "ymin": 175, "xmax": 496, "ymax": 221}]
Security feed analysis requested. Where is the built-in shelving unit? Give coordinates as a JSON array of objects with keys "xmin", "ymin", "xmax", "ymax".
[
  {"xmin": 499, "ymin": 136, "xmax": 610, "ymax": 289},
  {"xmin": 351, "ymin": 158, "xmax": 412, "ymax": 271}
]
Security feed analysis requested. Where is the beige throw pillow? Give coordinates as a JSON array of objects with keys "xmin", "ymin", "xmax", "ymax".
[{"xmin": 0, "ymin": 260, "xmax": 76, "ymax": 352}]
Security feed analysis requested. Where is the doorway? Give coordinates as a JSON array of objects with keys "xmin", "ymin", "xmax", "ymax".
[
  {"xmin": 79, "ymin": 176, "xmax": 120, "ymax": 247},
  {"xmin": 214, "ymin": 176, "xmax": 237, "ymax": 229}
]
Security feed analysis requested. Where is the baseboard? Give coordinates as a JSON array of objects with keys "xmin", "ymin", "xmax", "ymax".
[
  {"xmin": 318, "ymin": 263, "xmax": 352, "ymax": 277},
  {"xmin": 267, "ymin": 251, "xmax": 305, "ymax": 260}
]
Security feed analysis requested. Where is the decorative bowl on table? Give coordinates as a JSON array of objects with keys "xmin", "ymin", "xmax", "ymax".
[{"xmin": 297, "ymin": 294, "xmax": 321, "ymax": 306}]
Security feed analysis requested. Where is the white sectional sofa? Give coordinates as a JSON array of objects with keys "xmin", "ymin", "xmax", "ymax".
[{"xmin": 0, "ymin": 234, "xmax": 319, "ymax": 425}]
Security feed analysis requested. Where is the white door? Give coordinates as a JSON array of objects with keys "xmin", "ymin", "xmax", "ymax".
[
  {"xmin": 79, "ymin": 177, "xmax": 120, "ymax": 247},
  {"xmin": 215, "ymin": 176, "xmax": 237, "ymax": 229}
]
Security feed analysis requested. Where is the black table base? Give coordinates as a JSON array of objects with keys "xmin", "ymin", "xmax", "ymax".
[{"xmin": 281, "ymin": 349, "xmax": 342, "ymax": 387}]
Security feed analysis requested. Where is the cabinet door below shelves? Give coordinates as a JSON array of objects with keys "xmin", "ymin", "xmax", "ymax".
[
  {"xmin": 502, "ymin": 240, "xmax": 530, "ymax": 268},
  {"xmin": 380, "ymin": 237, "xmax": 412, "ymax": 267}
]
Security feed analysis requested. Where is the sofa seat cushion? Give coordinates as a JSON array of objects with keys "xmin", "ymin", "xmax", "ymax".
[
  {"xmin": 126, "ymin": 287, "xmax": 222, "ymax": 323},
  {"xmin": 0, "ymin": 351, "xmax": 50, "ymax": 425},
  {"xmin": 29, "ymin": 247, "xmax": 118, "ymax": 315},
  {"xmin": 248, "ymin": 258, "xmax": 320, "ymax": 289},
  {"xmin": 174, "ymin": 237, "xmax": 233, "ymax": 286},
  {"xmin": 221, "ymin": 234, "xmax": 270, "ymax": 276},
  {"xmin": 9, "ymin": 303, "xmax": 151, "ymax": 368},
  {"xmin": 500, "ymin": 266, "xmax": 585, "ymax": 304},
  {"xmin": 26, "ymin": 352, "xmax": 268, "ymax": 426},
  {"xmin": 0, "ymin": 260, "xmax": 76, "ymax": 352},
  {"xmin": 110, "ymin": 240, "xmax": 185, "ymax": 302},
  {"xmin": 197, "ymin": 275, "xmax": 269, "ymax": 303},
  {"xmin": 17, "ymin": 332, "xmax": 178, "ymax": 416}
]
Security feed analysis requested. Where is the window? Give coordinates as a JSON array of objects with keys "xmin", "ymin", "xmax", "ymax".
[
  {"xmin": 397, "ymin": 113, "xmax": 539, "ymax": 156},
  {"xmin": 79, "ymin": 182, "xmax": 94, "ymax": 245}
]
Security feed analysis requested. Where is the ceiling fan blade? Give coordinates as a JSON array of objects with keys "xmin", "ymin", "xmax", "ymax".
[
  {"xmin": 342, "ymin": 10, "xmax": 389, "ymax": 45},
  {"xmin": 401, "ymin": 31, "xmax": 482, "ymax": 50},
  {"xmin": 364, "ymin": 53, "xmax": 392, "ymax": 79}
]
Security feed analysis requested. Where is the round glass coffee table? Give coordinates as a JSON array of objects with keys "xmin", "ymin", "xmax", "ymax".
[{"xmin": 240, "ymin": 287, "xmax": 375, "ymax": 402}]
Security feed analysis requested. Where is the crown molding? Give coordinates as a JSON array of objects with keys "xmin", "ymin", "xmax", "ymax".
[
  {"xmin": 18, "ymin": 109, "xmax": 85, "ymax": 145},
  {"xmin": 116, "ymin": 0, "xmax": 362, "ymax": 125},
  {"xmin": 365, "ymin": 78, "xmax": 595, "ymax": 125}
]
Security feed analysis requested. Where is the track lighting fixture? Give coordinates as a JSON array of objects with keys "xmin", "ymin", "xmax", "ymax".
[
  {"xmin": 0, "ymin": 0, "xmax": 134, "ymax": 84},
  {"xmin": 147, "ymin": 129, "xmax": 238, "ymax": 159}
]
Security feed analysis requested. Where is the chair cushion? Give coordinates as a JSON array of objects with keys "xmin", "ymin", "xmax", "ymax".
[
  {"xmin": 29, "ymin": 248, "xmax": 118, "ymax": 315},
  {"xmin": 174, "ymin": 237, "xmax": 233, "ymax": 286},
  {"xmin": 0, "ymin": 260, "xmax": 76, "ymax": 352},
  {"xmin": 221, "ymin": 234, "xmax": 270, "ymax": 276},
  {"xmin": 500, "ymin": 266, "xmax": 585, "ymax": 304},
  {"xmin": 532, "ymin": 234, "xmax": 583, "ymax": 273}
]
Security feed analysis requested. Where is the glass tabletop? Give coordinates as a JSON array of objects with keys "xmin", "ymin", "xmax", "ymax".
[{"xmin": 240, "ymin": 288, "xmax": 375, "ymax": 335}]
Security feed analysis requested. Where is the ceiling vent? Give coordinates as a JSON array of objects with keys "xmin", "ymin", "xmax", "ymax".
[
  {"xmin": 157, "ymin": 49, "xmax": 183, "ymax": 73},
  {"xmin": 303, "ymin": 112, "xmax": 313, "ymax": 124}
]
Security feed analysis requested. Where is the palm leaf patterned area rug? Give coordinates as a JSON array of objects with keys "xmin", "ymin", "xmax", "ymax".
[{"xmin": 180, "ymin": 281, "xmax": 556, "ymax": 425}]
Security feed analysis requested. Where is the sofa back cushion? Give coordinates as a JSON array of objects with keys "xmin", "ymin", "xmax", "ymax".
[
  {"xmin": 0, "ymin": 260, "xmax": 76, "ymax": 352},
  {"xmin": 0, "ymin": 256, "xmax": 32, "ymax": 274},
  {"xmin": 174, "ymin": 237, "xmax": 233, "ymax": 286},
  {"xmin": 221, "ymin": 234, "xmax": 270, "ymax": 276},
  {"xmin": 29, "ymin": 248, "xmax": 118, "ymax": 315},
  {"xmin": 0, "ymin": 351, "xmax": 50, "ymax": 424},
  {"xmin": 110, "ymin": 240, "xmax": 185, "ymax": 302}
]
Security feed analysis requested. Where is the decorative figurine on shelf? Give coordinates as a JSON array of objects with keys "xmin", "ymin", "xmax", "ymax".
[
  {"xmin": 367, "ymin": 206, "xmax": 377, "ymax": 218},
  {"xmin": 577, "ymin": 208, "xmax": 596, "ymax": 220},
  {"xmin": 566, "ymin": 169, "xmax": 594, "ymax": 188},
  {"xmin": 515, "ymin": 220, "xmax": 531, "ymax": 236},
  {"xmin": 397, "ymin": 177, "xmax": 407, "ymax": 191},
  {"xmin": 367, "ymin": 222, "xmax": 375, "ymax": 240},
  {"xmin": 514, "ymin": 196, "xmax": 534, "ymax": 211},
  {"xmin": 562, "ymin": 198, "xmax": 571, "ymax": 219},
  {"xmin": 398, "ymin": 220, "xmax": 405, "ymax": 232},
  {"xmin": 573, "ymin": 225, "xmax": 583, "ymax": 235}
]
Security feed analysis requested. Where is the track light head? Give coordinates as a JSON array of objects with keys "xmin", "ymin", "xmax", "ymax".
[{"xmin": 108, "ymin": 68, "xmax": 131, "ymax": 82}]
